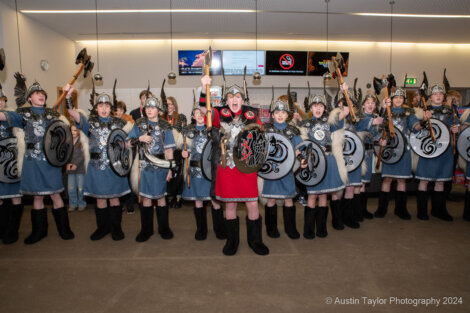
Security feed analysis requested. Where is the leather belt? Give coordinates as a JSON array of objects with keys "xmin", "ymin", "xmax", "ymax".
[{"xmin": 190, "ymin": 160, "xmax": 201, "ymax": 168}]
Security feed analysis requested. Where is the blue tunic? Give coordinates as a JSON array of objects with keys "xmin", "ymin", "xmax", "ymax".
[
  {"xmin": 261, "ymin": 122, "xmax": 303, "ymax": 199},
  {"xmin": 0, "ymin": 120, "xmax": 21, "ymax": 199},
  {"xmin": 302, "ymin": 115, "xmax": 345, "ymax": 195},
  {"xmin": 356, "ymin": 113, "xmax": 381, "ymax": 183},
  {"xmin": 127, "ymin": 119, "xmax": 175, "ymax": 199},
  {"xmin": 463, "ymin": 111, "xmax": 470, "ymax": 180},
  {"xmin": 381, "ymin": 107, "xmax": 418, "ymax": 179},
  {"xmin": 415, "ymin": 105, "xmax": 454, "ymax": 181},
  {"xmin": 77, "ymin": 115, "xmax": 131, "ymax": 198},
  {"xmin": 182, "ymin": 125, "xmax": 211, "ymax": 201},
  {"xmin": 7, "ymin": 107, "xmax": 63, "ymax": 195}
]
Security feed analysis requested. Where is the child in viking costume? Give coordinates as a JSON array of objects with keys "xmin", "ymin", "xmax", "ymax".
[
  {"xmin": 127, "ymin": 95, "xmax": 175, "ymax": 242},
  {"xmin": 0, "ymin": 73, "xmax": 74, "ymax": 244},
  {"xmin": 261, "ymin": 90, "xmax": 306, "ymax": 239},
  {"xmin": 0, "ymin": 83, "xmax": 23, "ymax": 244},
  {"xmin": 66, "ymin": 83, "xmax": 132, "ymax": 241},
  {"xmin": 298, "ymin": 92, "xmax": 348, "ymax": 239},
  {"xmin": 375, "ymin": 88, "xmax": 420, "ymax": 220},
  {"xmin": 414, "ymin": 84, "xmax": 459, "ymax": 221},
  {"xmin": 459, "ymin": 106, "xmax": 470, "ymax": 221},
  {"xmin": 181, "ymin": 103, "xmax": 225, "ymax": 240},
  {"xmin": 200, "ymin": 74, "xmax": 269, "ymax": 256}
]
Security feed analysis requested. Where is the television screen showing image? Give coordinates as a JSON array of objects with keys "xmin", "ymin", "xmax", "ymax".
[
  {"xmin": 265, "ymin": 51, "xmax": 307, "ymax": 76},
  {"xmin": 178, "ymin": 50, "xmax": 222, "ymax": 75},
  {"xmin": 308, "ymin": 51, "xmax": 349, "ymax": 77},
  {"xmin": 222, "ymin": 50, "xmax": 265, "ymax": 75}
]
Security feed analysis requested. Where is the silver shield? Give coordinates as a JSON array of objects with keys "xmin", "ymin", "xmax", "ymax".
[
  {"xmin": 43, "ymin": 120, "xmax": 73, "ymax": 167},
  {"xmin": 410, "ymin": 118, "xmax": 450, "ymax": 159},
  {"xmin": 343, "ymin": 130, "xmax": 365, "ymax": 172},
  {"xmin": 295, "ymin": 140, "xmax": 327, "ymax": 186},
  {"xmin": 372, "ymin": 128, "xmax": 406, "ymax": 165},
  {"xmin": 258, "ymin": 132, "xmax": 295, "ymax": 180},
  {"xmin": 107, "ymin": 128, "xmax": 133, "ymax": 176},
  {"xmin": 0, "ymin": 137, "xmax": 20, "ymax": 183},
  {"xmin": 457, "ymin": 126, "xmax": 470, "ymax": 162}
]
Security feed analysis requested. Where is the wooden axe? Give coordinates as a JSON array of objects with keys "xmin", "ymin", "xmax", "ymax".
[{"xmin": 332, "ymin": 54, "xmax": 356, "ymax": 122}]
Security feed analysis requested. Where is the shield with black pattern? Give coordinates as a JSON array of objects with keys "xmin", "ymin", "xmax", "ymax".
[
  {"xmin": 457, "ymin": 126, "xmax": 470, "ymax": 162},
  {"xmin": 201, "ymin": 138, "xmax": 214, "ymax": 181},
  {"xmin": 294, "ymin": 140, "xmax": 327, "ymax": 186},
  {"xmin": 258, "ymin": 132, "xmax": 295, "ymax": 180},
  {"xmin": 373, "ymin": 128, "xmax": 406, "ymax": 164},
  {"xmin": 409, "ymin": 118, "xmax": 450, "ymax": 159},
  {"xmin": 233, "ymin": 124, "xmax": 269, "ymax": 174},
  {"xmin": 43, "ymin": 120, "xmax": 73, "ymax": 167},
  {"xmin": 343, "ymin": 130, "xmax": 365, "ymax": 172},
  {"xmin": 0, "ymin": 137, "xmax": 20, "ymax": 183},
  {"xmin": 107, "ymin": 128, "xmax": 133, "ymax": 176}
]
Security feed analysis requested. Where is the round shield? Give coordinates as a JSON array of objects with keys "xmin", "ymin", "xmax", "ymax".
[
  {"xmin": 201, "ymin": 138, "xmax": 214, "ymax": 181},
  {"xmin": 258, "ymin": 132, "xmax": 296, "ymax": 180},
  {"xmin": 295, "ymin": 140, "xmax": 327, "ymax": 186},
  {"xmin": 0, "ymin": 137, "xmax": 20, "ymax": 184},
  {"xmin": 343, "ymin": 130, "xmax": 365, "ymax": 172},
  {"xmin": 43, "ymin": 120, "xmax": 73, "ymax": 167},
  {"xmin": 457, "ymin": 126, "xmax": 470, "ymax": 162},
  {"xmin": 107, "ymin": 129, "xmax": 133, "ymax": 177},
  {"xmin": 233, "ymin": 124, "xmax": 269, "ymax": 174},
  {"xmin": 372, "ymin": 128, "xmax": 406, "ymax": 165},
  {"xmin": 409, "ymin": 118, "xmax": 450, "ymax": 159}
]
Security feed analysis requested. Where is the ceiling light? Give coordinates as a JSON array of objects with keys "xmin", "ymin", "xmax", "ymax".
[
  {"xmin": 353, "ymin": 13, "xmax": 470, "ymax": 19},
  {"xmin": 21, "ymin": 9, "xmax": 255, "ymax": 14}
]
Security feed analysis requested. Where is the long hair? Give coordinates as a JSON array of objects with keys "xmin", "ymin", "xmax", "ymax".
[{"xmin": 162, "ymin": 96, "xmax": 179, "ymax": 125}]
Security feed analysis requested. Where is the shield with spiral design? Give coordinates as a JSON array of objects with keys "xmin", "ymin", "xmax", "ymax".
[
  {"xmin": 373, "ymin": 128, "xmax": 406, "ymax": 165},
  {"xmin": 233, "ymin": 124, "xmax": 268, "ymax": 174},
  {"xmin": 108, "ymin": 129, "xmax": 133, "ymax": 176},
  {"xmin": 457, "ymin": 126, "xmax": 470, "ymax": 162},
  {"xmin": 294, "ymin": 139, "xmax": 327, "ymax": 186},
  {"xmin": 409, "ymin": 118, "xmax": 450, "ymax": 159},
  {"xmin": 258, "ymin": 132, "xmax": 295, "ymax": 180},
  {"xmin": 0, "ymin": 137, "xmax": 20, "ymax": 183},
  {"xmin": 343, "ymin": 130, "xmax": 365, "ymax": 172},
  {"xmin": 43, "ymin": 120, "xmax": 73, "ymax": 167}
]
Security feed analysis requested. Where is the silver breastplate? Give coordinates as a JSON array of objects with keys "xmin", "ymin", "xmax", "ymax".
[
  {"xmin": 190, "ymin": 133, "xmax": 208, "ymax": 177},
  {"xmin": 221, "ymin": 119, "xmax": 244, "ymax": 169},
  {"xmin": 307, "ymin": 121, "xmax": 332, "ymax": 147},
  {"xmin": 23, "ymin": 111, "xmax": 56, "ymax": 161},
  {"xmin": 142, "ymin": 125, "xmax": 165, "ymax": 169},
  {"xmin": 0, "ymin": 122, "xmax": 12, "ymax": 138}
]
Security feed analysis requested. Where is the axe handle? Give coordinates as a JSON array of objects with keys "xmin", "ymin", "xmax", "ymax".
[
  {"xmin": 375, "ymin": 130, "xmax": 388, "ymax": 169},
  {"xmin": 420, "ymin": 97, "xmax": 436, "ymax": 142},
  {"xmin": 53, "ymin": 63, "xmax": 86, "ymax": 112},
  {"xmin": 184, "ymin": 136, "xmax": 190, "ymax": 189},
  {"xmin": 335, "ymin": 67, "xmax": 357, "ymax": 122},
  {"xmin": 382, "ymin": 88, "xmax": 395, "ymax": 138},
  {"xmin": 452, "ymin": 109, "xmax": 457, "ymax": 154},
  {"xmin": 204, "ymin": 65, "xmax": 212, "ymax": 131}
]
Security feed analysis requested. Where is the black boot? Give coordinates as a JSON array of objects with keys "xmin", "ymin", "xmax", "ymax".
[
  {"xmin": 330, "ymin": 199, "xmax": 344, "ymax": 230},
  {"xmin": 3, "ymin": 204, "xmax": 24, "ymax": 244},
  {"xmin": 194, "ymin": 206, "xmax": 208, "ymax": 241},
  {"xmin": 361, "ymin": 193, "xmax": 373, "ymax": 219},
  {"xmin": 109, "ymin": 205, "xmax": 125, "ymax": 241},
  {"xmin": 90, "ymin": 207, "xmax": 110, "ymax": 240},
  {"xmin": 431, "ymin": 191, "xmax": 453, "ymax": 221},
  {"xmin": 394, "ymin": 191, "xmax": 411, "ymax": 220},
  {"xmin": 315, "ymin": 206, "xmax": 328, "ymax": 238},
  {"xmin": 0, "ymin": 202, "xmax": 9, "ymax": 240},
  {"xmin": 211, "ymin": 206, "xmax": 226, "ymax": 239},
  {"xmin": 223, "ymin": 217, "xmax": 239, "ymax": 256},
  {"xmin": 264, "ymin": 204, "xmax": 280, "ymax": 238},
  {"xmin": 343, "ymin": 198, "xmax": 360, "ymax": 229},
  {"xmin": 52, "ymin": 207, "xmax": 75, "ymax": 240},
  {"xmin": 136, "ymin": 205, "xmax": 154, "ymax": 242},
  {"xmin": 303, "ymin": 206, "xmax": 317, "ymax": 239},
  {"xmin": 464, "ymin": 191, "xmax": 470, "ymax": 222},
  {"xmin": 416, "ymin": 191, "xmax": 429, "ymax": 220},
  {"xmin": 156, "ymin": 205, "xmax": 174, "ymax": 239},
  {"xmin": 246, "ymin": 216, "xmax": 269, "ymax": 256},
  {"xmin": 352, "ymin": 194, "xmax": 364, "ymax": 222},
  {"xmin": 283, "ymin": 205, "xmax": 300, "ymax": 239},
  {"xmin": 374, "ymin": 191, "xmax": 390, "ymax": 218},
  {"xmin": 24, "ymin": 208, "xmax": 48, "ymax": 245}
]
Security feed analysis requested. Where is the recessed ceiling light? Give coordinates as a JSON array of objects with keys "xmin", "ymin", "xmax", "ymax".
[
  {"xmin": 21, "ymin": 9, "xmax": 255, "ymax": 14},
  {"xmin": 353, "ymin": 13, "xmax": 470, "ymax": 18}
]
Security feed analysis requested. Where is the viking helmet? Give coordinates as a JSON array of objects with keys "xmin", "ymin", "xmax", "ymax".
[
  {"xmin": 309, "ymin": 94, "xmax": 327, "ymax": 106},
  {"xmin": 95, "ymin": 93, "xmax": 112, "ymax": 106},
  {"xmin": 144, "ymin": 96, "xmax": 163, "ymax": 111},
  {"xmin": 391, "ymin": 87, "xmax": 406, "ymax": 100},
  {"xmin": 27, "ymin": 82, "xmax": 48, "ymax": 100},
  {"xmin": 362, "ymin": 92, "xmax": 378, "ymax": 105},
  {"xmin": 429, "ymin": 84, "xmax": 445, "ymax": 95},
  {"xmin": 221, "ymin": 66, "xmax": 249, "ymax": 105}
]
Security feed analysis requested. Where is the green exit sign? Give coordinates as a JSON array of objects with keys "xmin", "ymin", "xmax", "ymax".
[{"xmin": 405, "ymin": 77, "xmax": 417, "ymax": 85}]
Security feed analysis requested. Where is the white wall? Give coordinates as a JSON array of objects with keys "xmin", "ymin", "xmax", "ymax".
[
  {"xmin": 0, "ymin": 2, "xmax": 75, "ymax": 107},
  {"xmin": 75, "ymin": 38, "xmax": 470, "ymax": 117}
]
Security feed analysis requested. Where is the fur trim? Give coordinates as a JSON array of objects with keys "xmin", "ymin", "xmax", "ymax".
[
  {"xmin": 356, "ymin": 131, "xmax": 368, "ymax": 176},
  {"xmin": 172, "ymin": 129, "xmax": 183, "ymax": 149},
  {"xmin": 460, "ymin": 108, "xmax": 470, "ymax": 124},
  {"xmin": 328, "ymin": 107, "xmax": 342, "ymax": 126},
  {"xmin": 300, "ymin": 126, "xmax": 309, "ymax": 141},
  {"xmin": 411, "ymin": 151, "xmax": 419, "ymax": 174},
  {"xmin": 257, "ymin": 176, "xmax": 267, "ymax": 205},
  {"xmin": 331, "ymin": 128, "xmax": 348, "ymax": 185},
  {"xmin": 130, "ymin": 152, "xmax": 140, "ymax": 195},
  {"xmin": 414, "ymin": 107, "xmax": 424, "ymax": 121},
  {"xmin": 123, "ymin": 121, "xmax": 133, "ymax": 134},
  {"xmin": 458, "ymin": 156, "xmax": 466, "ymax": 173},
  {"xmin": 12, "ymin": 127, "xmax": 25, "ymax": 177},
  {"xmin": 80, "ymin": 130, "xmax": 90, "ymax": 173},
  {"xmin": 59, "ymin": 115, "xmax": 70, "ymax": 125}
]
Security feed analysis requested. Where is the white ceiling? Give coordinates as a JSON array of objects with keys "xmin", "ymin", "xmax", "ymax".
[{"xmin": 3, "ymin": 0, "xmax": 470, "ymax": 43}]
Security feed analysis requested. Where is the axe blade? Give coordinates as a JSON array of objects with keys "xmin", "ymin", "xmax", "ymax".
[
  {"xmin": 334, "ymin": 52, "xmax": 345, "ymax": 73},
  {"xmin": 83, "ymin": 61, "xmax": 94, "ymax": 78},
  {"xmin": 204, "ymin": 46, "xmax": 212, "ymax": 69},
  {"xmin": 75, "ymin": 48, "xmax": 88, "ymax": 65},
  {"xmin": 373, "ymin": 77, "xmax": 386, "ymax": 95}
]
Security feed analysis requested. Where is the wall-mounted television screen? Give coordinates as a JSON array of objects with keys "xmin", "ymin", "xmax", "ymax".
[
  {"xmin": 308, "ymin": 51, "xmax": 349, "ymax": 77},
  {"xmin": 178, "ymin": 50, "xmax": 222, "ymax": 75},
  {"xmin": 265, "ymin": 51, "xmax": 307, "ymax": 76},
  {"xmin": 222, "ymin": 50, "xmax": 265, "ymax": 75}
]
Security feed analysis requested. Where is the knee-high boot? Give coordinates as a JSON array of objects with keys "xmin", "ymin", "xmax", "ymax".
[
  {"xmin": 343, "ymin": 198, "xmax": 360, "ymax": 229},
  {"xmin": 464, "ymin": 191, "xmax": 470, "ymax": 222},
  {"xmin": 352, "ymin": 194, "xmax": 364, "ymax": 222},
  {"xmin": 303, "ymin": 206, "xmax": 317, "ymax": 239},
  {"xmin": 223, "ymin": 217, "xmax": 239, "ymax": 256},
  {"xmin": 361, "ymin": 192, "xmax": 373, "ymax": 219},
  {"xmin": 315, "ymin": 206, "xmax": 328, "ymax": 238},
  {"xmin": 394, "ymin": 191, "xmax": 411, "ymax": 220},
  {"xmin": 24, "ymin": 208, "xmax": 48, "ymax": 245},
  {"xmin": 52, "ymin": 207, "xmax": 75, "ymax": 240},
  {"xmin": 156, "ymin": 205, "xmax": 174, "ymax": 239},
  {"xmin": 431, "ymin": 191, "xmax": 453, "ymax": 221},
  {"xmin": 416, "ymin": 191, "xmax": 429, "ymax": 220},
  {"xmin": 211, "ymin": 206, "xmax": 226, "ymax": 239},
  {"xmin": 246, "ymin": 216, "xmax": 269, "ymax": 256},
  {"xmin": 136, "ymin": 205, "xmax": 154, "ymax": 242},
  {"xmin": 194, "ymin": 206, "xmax": 208, "ymax": 241},
  {"xmin": 330, "ymin": 199, "xmax": 344, "ymax": 230},
  {"xmin": 0, "ymin": 202, "xmax": 9, "ymax": 240},
  {"xmin": 109, "ymin": 205, "xmax": 125, "ymax": 240},
  {"xmin": 283, "ymin": 205, "xmax": 300, "ymax": 239},
  {"xmin": 3, "ymin": 203, "xmax": 24, "ymax": 244},
  {"xmin": 90, "ymin": 207, "xmax": 110, "ymax": 240},
  {"xmin": 374, "ymin": 191, "xmax": 390, "ymax": 218},
  {"xmin": 264, "ymin": 204, "xmax": 280, "ymax": 238}
]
